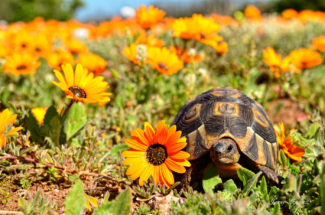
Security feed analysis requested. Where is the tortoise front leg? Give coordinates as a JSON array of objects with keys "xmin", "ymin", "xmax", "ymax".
[{"xmin": 255, "ymin": 165, "xmax": 284, "ymax": 185}]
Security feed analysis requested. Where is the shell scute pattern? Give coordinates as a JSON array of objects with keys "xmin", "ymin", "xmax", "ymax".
[{"xmin": 172, "ymin": 87, "xmax": 278, "ymax": 170}]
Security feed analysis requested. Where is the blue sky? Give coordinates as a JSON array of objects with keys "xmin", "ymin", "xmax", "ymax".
[
  {"xmin": 74, "ymin": 0, "xmax": 268, "ymax": 21},
  {"xmin": 75, "ymin": 0, "xmax": 160, "ymax": 21}
]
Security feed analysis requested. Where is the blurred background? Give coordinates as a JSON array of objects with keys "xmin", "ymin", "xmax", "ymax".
[{"xmin": 0, "ymin": 0, "xmax": 324, "ymax": 23}]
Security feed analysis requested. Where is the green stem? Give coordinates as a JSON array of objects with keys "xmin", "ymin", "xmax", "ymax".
[{"xmin": 60, "ymin": 100, "xmax": 75, "ymax": 123}]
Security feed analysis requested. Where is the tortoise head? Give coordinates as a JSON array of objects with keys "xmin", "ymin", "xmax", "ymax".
[{"xmin": 210, "ymin": 137, "xmax": 241, "ymax": 164}]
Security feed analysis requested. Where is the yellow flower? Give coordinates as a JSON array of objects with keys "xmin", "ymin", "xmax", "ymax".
[
  {"xmin": 4, "ymin": 53, "xmax": 41, "ymax": 76},
  {"xmin": 77, "ymin": 53, "xmax": 107, "ymax": 75},
  {"xmin": 31, "ymin": 107, "xmax": 48, "ymax": 124},
  {"xmin": 0, "ymin": 109, "xmax": 23, "ymax": 148},
  {"xmin": 136, "ymin": 5, "xmax": 166, "ymax": 30},
  {"xmin": 52, "ymin": 63, "xmax": 111, "ymax": 103},
  {"xmin": 147, "ymin": 47, "xmax": 183, "ymax": 75},
  {"xmin": 122, "ymin": 121, "xmax": 190, "ymax": 187},
  {"xmin": 122, "ymin": 43, "xmax": 145, "ymax": 65}
]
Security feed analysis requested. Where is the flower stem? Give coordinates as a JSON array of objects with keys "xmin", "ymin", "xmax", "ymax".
[{"xmin": 60, "ymin": 100, "xmax": 75, "ymax": 123}]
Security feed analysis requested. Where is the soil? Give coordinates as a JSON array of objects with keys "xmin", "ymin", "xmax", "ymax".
[
  {"xmin": 267, "ymin": 98, "xmax": 306, "ymax": 126},
  {"xmin": 0, "ymin": 178, "xmax": 127, "ymax": 213}
]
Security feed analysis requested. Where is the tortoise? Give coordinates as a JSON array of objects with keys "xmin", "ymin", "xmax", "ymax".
[{"xmin": 172, "ymin": 87, "xmax": 283, "ymax": 187}]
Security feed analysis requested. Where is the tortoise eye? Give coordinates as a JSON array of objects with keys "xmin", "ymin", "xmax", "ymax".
[{"xmin": 185, "ymin": 106, "xmax": 197, "ymax": 120}]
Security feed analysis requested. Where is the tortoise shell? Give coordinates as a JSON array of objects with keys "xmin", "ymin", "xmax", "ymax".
[{"xmin": 171, "ymin": 87, "xmax": 278, "ymax": 170}]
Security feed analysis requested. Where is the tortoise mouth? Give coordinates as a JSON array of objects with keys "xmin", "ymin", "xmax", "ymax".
[{"xmin": 219, "ymin": 157, "xmax": 235, "ymax": 163}]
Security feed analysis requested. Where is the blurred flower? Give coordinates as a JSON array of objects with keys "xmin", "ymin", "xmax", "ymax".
[
  {"xmin": 52, "ymin": 63, "xmax": 111, "ymax": 103},
  {"xmin": 289, "ymin": 48, "xmax": 323, "ymax": 70},
  {"xmin": 147, "ymin": 47, "xmax": 183, "ymax": 75},
  {"xmin": 136, "ymin": 35, "xmax": 165, "ymax": 47},
  {"xmin": 30, "ymin": 34, "xmax": 53, "ymax": 57},
  {"xmin": 210, "ymin": 14, "xmax": 235, "ymax": 26},
  {"xmin": 31, "ymin": 107, "xmax": 48, "ymax": 124},
  {"xmin": 11, "ymin": 30, "xmax": 33, "ymax": 52},
  {"xmin": 136, "ymin": 5, "xmax": 166, "ymax": 30},
  {"xmin": 170, "ymin": 46, "xmax": 201, "ymax": 63},
  {"xmin": 172, "ymin": 14, "xmax": 220, "ymax": 42},
  {"xmin": 263, "ymin": 47, "xmax": 291, "ymax": 77},
  {"xmin": 122, "ymin": 43, "xmax": 145, "ymax": 65},
  {"xmin": 4, "ymin": 53, "xmax": 40, "ymax": 76},
  {"xmin": 63, "ymin": 38, "xmax": 88, "ymax": 54},
  {"xmin": 0, "ymin": 41, "xmax": 9, "ymax": 58},
  {"xmin": 215, "ymin": 41, "xmax": 228, "ymax": 55},
  {"xmin": 244, "ymin": 5, "xmax": 262, "ymax": 21},
  {"xmin": 77, "ymin": 53, "xmax": 107, "ymax": 75},
  {"xmin": 47, "ymin": 48, "xmax": 75, "ymax": 71},
  {"xmin": 122, "ymin": 120, "xmax": 190, "ymax": 187},
  {"xmin": 312, "ymin": 36, "xmax": 325, "ymax": 52},
  {"xmin": 73, "ymin": 28, "xmax": 90, "ymax": 39},
  {"xmin": 274, "ymin": 122, "xmax": 304, "ymax": 162},
  {"xmin": 281, "ymin": 9, "xmax": 298, "ymax": 19},
  {"xmin": 0, "ymin": 109, "xmax": 23, "ymax": 148}
]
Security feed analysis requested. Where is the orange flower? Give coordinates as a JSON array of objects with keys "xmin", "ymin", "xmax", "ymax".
[
  {"xmin": 11, "ymin": 31, "xmax": 33, "ymax": 53},
  {"xmin": 47, "ymin": 48, "xmax": 75, "ymax": 71},
  {"xmin": 52, "ymin": 63, "xmax": 111, "ymax": 103},
  {"xmin": 122, "ymin": 120, "xmax": 190, "ymax": 187},
  {"xmin": 63, "ymin": 38, "xmax": 88, "ymax": 55},
  {"xmin": 0, "ymin": 41, "xmax": 9, "ymax": 58},
  {"xmin": 4, "ymin": 53, "xmax": 41, "ymax": 76},
  {"xmin": 30, "ymin": 34, "xmax": 53, "ymax": 57},
  {"xmin": 210, "ymin": 14, "xmax": 235, "ymax": 26},
  {"xmin": 289, "ymin": 49, "xmax": 323, "ymax": 70},
  {"xmin": 263, "ymin": 47, "xmax": 292, "ymax": 77},
  {"xmin": 136, "ymin": 5, "xmax": 166, "ymax": 30},
  {"xmin": 122, "ymin": 43, "xmax": 146, "ymax": 65},
  {"xmin": 0, "ymin": 109, "xmax": 23, "ymax": 148},
  {"xmin": 213, "ymin": 41, "xmax": 229, "ymax": 55},
  {"xmin": 274, "ymin": 122, "xmax": 304, "ymax": 162},
  {"xmin": 77, "ymin": 53, "xmax": 107, "ymax": 75},
  {"xmin": 244, "ymin": 5, "xmax": 262, "ymax": 21},
  {"xmin": 312, "ymin": 36, "xmax": 325, "ymax": 52},
  {"xmin": 170, "ymin": 46, "xmax": 201, "ymax": 63},
  {"xmin": 136, "ymin": 35, "xmax": 165, "ymax": 47},
  {"xmin": 147, "ymin": 47, "xmax": 183, "ymax": 75},
  {"xmin": 172, "ymin": 14, "xmax": 220, "ymax": 42},
  {"xmin": 281, "ymin": 9, "xmax": 298, "ymax": 19}
]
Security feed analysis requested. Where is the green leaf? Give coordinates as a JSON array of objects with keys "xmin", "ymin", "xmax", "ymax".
[
  {"xmin": 273, "ymin": 202, "xmax": 281, "ymax": 214},
  {"xmin": 27, "ymin": 110, "xmax": 42, "ymax": 142},
  {"xmin": 65, "ymin": 180, "xmax": 86, "ymax": 215},
  {"xmin": 305, "ymin": 122, "xmax": 320, "ymax": 139},
  {"xmin": 68, "ymin": 174, "xmax": 80, "ymax": 183},
  {"xmin": 110, "ymin": 144, "xmax": 130, "ymax": 159},
  {"xmin": 203, "ymin": 163, "xmax": 222, "ymax": 195},
  {"xmin": 321, "ymin": 172, "xmax": 325, "ymax": 215},
  {"xmin": 243, "ymin": 171, "xmax": 262, "ymax": 195},
  {"xmin": 259, "ymin": 176, "xmax": 267, "ymax": 195},
  {"xmin": 64, "ymin": 102, "xmax": 87, "ymax": 140},
  {"xmin": 44, "ymin": 106, "xmax": 59, "ymax": 126},
  {"xmin": 49, "ymin": 115, "xmax": 62, "ymax": 146},
  {"xmin": 94, "ymin": 188, "xmax": 131, "ymax": 215},
  {"xmin": 279, "ymin": 150, "xmax": 287, "ymax": 168},
  {"xmin": 224, "ymin": 179, "xmax": 237, "ymax": 195},
  {"xmin": 237, "ymin": 167, "xmax": 255, "ymax": 186}
]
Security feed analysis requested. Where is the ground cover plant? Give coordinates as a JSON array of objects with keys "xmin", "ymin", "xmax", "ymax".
[{"xmin": 1, "ymin": 4, "xmax": 325, "ymax": 214}]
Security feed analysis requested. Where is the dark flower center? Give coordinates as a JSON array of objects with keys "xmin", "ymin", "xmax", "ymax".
[
  {"xmin": 200, "ymin": 33, "xmax": 206, "ymax": 39},
  {"xmin": 21, "ymin": 44, "xmax": 26, "ymax": 48},
  {"xmin": 146, "ymin": 144, "xmax": 167, "ymax": 165},
  {"xmin": 158, "ymin": 62, "xmax": 168, "ymax": 71},
  {"xmin": 35, "ymin": 47, "xmax": 41, "ymax": 52},
  {"xmin": 68, "ymin": 86, "xmax": 87, "ymax": 98},
  {"xmin": 16, "ymin": 65, "xmax": 27, "ymax": 70}
]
